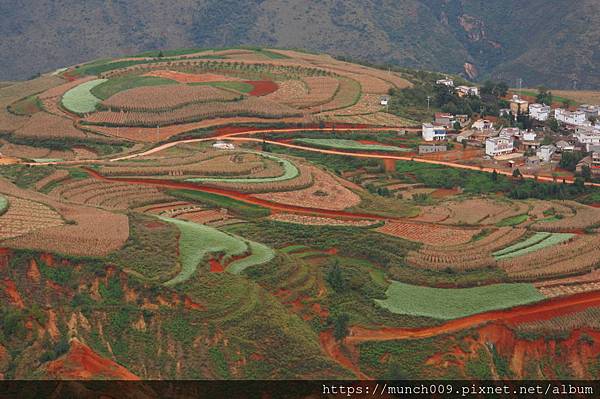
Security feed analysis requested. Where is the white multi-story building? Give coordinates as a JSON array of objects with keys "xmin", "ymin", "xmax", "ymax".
[
  {"xmin": 455, "ymin": 85, "xmax": 480, "ymax": 97},
  {"xmin": 529, "ymin": 103, "xmax": 551, "ymax": 121},
  {"xmin": 499, "ymin": 127, "xmax": 521, "ymax": 139},
  {"xmin": 485, "ymin": 137, "xmax": 514, "ymax": 157},
  {"xmin": 422, "ymin": 123, "xmax": 447, "ymax": 141},
  {"xmin": 536, "ymin": 145, "xmax": 556, "ymax": 163},
  {"xmin": 436, "ymin": 78, "xmax": 454, "ymax": 87},
  {"xmin": 472, "ymin": 119, "xmax": 493, "ymax": 131},
  {"xmin": 578, "ymin": 104, "xmax": 600, "ymax": 120},
  {"xmin": 555, "ymin": 108, "xmax": 588, "ymax": 126},
  {"xmin": 574, "ymin": 126, "xmax": 600, "ymax": 151},
  {"xmin": 212, "ymin": 141, "xmax": 235, "ymax": 150}
]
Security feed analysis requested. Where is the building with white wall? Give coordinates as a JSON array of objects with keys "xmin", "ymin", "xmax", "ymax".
[
  {"xmin": 422, "ymin": 123, "xmax": 447, "ymax": 141},
  {"xmin": 536, "ymin": 145, "xmax": 556, "ymax": 162},
  {"xmin": 485, "ymin": 137, "xmax": 514, "ymax": 157},
  {"xmin": 529, "ymin": 103, "xmax": 551, "ymax": 121},
  {"xmin": 555, "ymin": 108, "xmax": 588, "ymax": 126}
]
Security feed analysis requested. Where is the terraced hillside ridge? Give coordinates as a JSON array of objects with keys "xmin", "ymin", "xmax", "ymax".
[{"xmin": 1, "ymin": 48, "xmax": 600, "ymax": 382}]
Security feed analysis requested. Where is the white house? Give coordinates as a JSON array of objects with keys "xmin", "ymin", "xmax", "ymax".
[
  {"xmin": 436, "ymin": 78, "xmax": 454, "ymax": 87},
  {"xmin": 485, "ymin": 137, "xmax": 514, "ymax": 157},
  {"xmin": 522, "ymin": 131, "xmax": 537, "ymax": 142},
  {"xmin": 574, "ymin": 126, "xmax": 600, "ymax": 151},
  {"xmin": 499, "ymin": 127, "xmax": 521, "ymax": 139},
  {"xmin": 555, "ymin": 140, "xmax": 575, "ymax": 152},
  {"xmin": 555, "ymin": 108, "xmax": 588, "ymax": 126},
  {"xmin": 422, "ymin": 123, "xmax": 447, "ymax": 142},
  {"xmin": 472, "ymin": 119, "xmax": 493, "ymax": 131},
  {"xmin": 380, "ymin": 96, "xmax": 389, "ymax": 106},
  {"xmin": 529, "ymin": 103, "xmax": 551, "ymax": 121},
  {"xmin": 213, "ymin": 141, "xmax": 235, "ymax": 150},
  {"xmin": 578, "ymin": 104, "xmax": 600, "ymax": 120},
  {"xmin": 536, "ymin": 145, "xmax": 556, "ymax": 162},
  {"xmin": 455, "ymin": 85, "xmax": 479, "ymax": 97}
]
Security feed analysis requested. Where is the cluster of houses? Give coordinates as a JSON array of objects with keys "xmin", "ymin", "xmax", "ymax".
[
  {"xmin": 420, "ymin": 79, "xmax": 600, "ymax": 177},
  {"xmin": 435, "ymin": 77, "xmax": 480, "ymax": 97}
]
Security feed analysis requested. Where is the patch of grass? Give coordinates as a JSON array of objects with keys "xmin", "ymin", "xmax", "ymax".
[
  {"xmin": 493, "ymin": 232, "xmax": 575, "ymax": 260},
  {"xmin": 495, "ymin": 214, "xmax": 529, "ymax": 227},
  {"xmin": 0, "ymin": 195, "xmax": 8, "ymax": 216},
  {"xmin": 8, "ymin": 95, "xmax": 43, "ymax": 116},
  {"xmin": 109, "ymin": 214, "xmax": 180, "ymax": 282},
  {"xmin": 228, "ymin": 241, "xmax": 275, "ymax": 274},
  {"xmin": 61, "ymin": 79, "xmax": 106, "ymax": 114},
  {"xmin": 167, "ymin": 189, "xmax": 270, "ymax": 219},
  {"xmin": 294, "ymin": 138, "xmax": 410, "ymax": 152},
  {"xmin": 159, "ymin": 217, "xmax": 248, "ymax": 286},
  {"xmin": 91, "ymin": 76, "xmax": 177, "ymax": 100},
  {"xmin": 375, "ymin": 281, "xmax": 544, "ymax": 320},
  {"xmin": 0, "ymin": 165, "xmax": 54, "ymax": 188}
]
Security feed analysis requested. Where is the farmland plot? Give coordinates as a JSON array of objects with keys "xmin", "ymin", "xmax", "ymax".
[
  {"xmin": 13, "ymin": 112, "xmax": 86, "ymax": 139},
  {"xmin": 493, "ymin": 232, "xmax": 575, "ymax": 260},
  {"xmin": 61, "ymin": 79, "xmax": 106, "ymax": 114},
  {"xmin": 0, "ymin": 195, "xmax": 64, "ymax": 240},
  {"xmin": 294, "ymin": 138, "xmax": 410, "ymax": 152},
  {"xmin": 102, "ymin": 84, "xmax": 240, "ymax": 111},
  {"xmin": 375, "ymin": 281, "xmax": 544, "ymax": 319},
  {"xmin": 532, "ymin": 201, "xmax": 600, "ymax": 231},
  {"xmin": 376, "ymin": 222, "xmax": 478, "ymax": 246}
]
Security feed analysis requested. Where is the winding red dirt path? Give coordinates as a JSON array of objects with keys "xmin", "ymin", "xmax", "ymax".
[{"xmin": 347, "ymin": 290, "xmax": 600, "ymax": 343}]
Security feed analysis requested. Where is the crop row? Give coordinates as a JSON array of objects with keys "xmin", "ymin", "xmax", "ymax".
[
  {"xmin": 499, "ymin": 235, "xmax": 599, "ymax": 279},
  {"xmin": 407, "ymin": 227, "xmax": 527, "ymax": 271},
  {"xmin": 83, "ymin": 97, "xmax": 302, "ymax": 127},
  {"xmin": 376, "ymin": 222, "xmax": 477, "ymax": 246},
  {"xmin": 101, "ymin": 84, "xmax": 240, "ymax": 112},
  {"xmin": 533, "ymin": 202, "xmax": 600, "ymax": 231},
  {"xmin": 493, "ymin": 232, "xmax": 574, "ymax": 260},
  {"xmin": 306, "ymin": 77, "xmax": 361, "ymax": 113},
  {"xmin": 0, "ymin": 195, "xmax": 64, "ymax": 240},
  {"xmin": 61, "ymin": 79, "xmax": 106, "ymax": 114},
  {"xmin": 14, "ymin": 112, "xmax": 86, "ymax": 139}
]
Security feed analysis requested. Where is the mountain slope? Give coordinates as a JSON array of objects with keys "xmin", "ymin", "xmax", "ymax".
[{"xmin": 1, "ymin": 0, "xmax": 599, "ymax": 88}]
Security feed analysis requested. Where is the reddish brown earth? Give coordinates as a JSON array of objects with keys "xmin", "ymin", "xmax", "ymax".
[
  {"xmin": 431, "ymin": 188, "xmax": 461, "ymax": 198},
  {"xmin": 209, "ymin": 258, "xmax": 224, "ymax": 273},
  {"xmin": 383, "ymin": 158, "xmax": 396, "ymax": 172},
  {"xmin": 143, "ymin": 70, "xmax": 241, "ymax": 83},
  {"xmin": 320, "ymin": 331, "xmax": 371, "ymax": 380},
  {"xmin": 244, "ymin": 80, "xmax": 278, "ymax": 96},
  {"xmin": 45, "ymin": 339, "xmax": 139, "ymax": 380},
  {"xmin": 1, "ymin": 278, "xmax": 24, "ymax": 308}
]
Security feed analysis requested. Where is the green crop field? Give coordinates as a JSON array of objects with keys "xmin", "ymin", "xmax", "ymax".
[
  {"xmin": 61, "ymin": 79, "xmax": 106, "ymax": 114},
  {"xmin": 493, "ymin": 232, "xmax": 575, "ymax": 260},
  {"xmin": 91, "ymin": 76, "xmax": 177, "ymax": 99},
  {"xmin": 227, "ymin": 240, "xmax": 275, "ymax": 274},
  {"xmin": 294, "ymin": 138, "xmax": 411, "ymax": 152},
  {"xmin": 0, "ymin": 195, "xmax": 8, "ymax": 216},
  {"xmin": 375, "ymin": 281, "xmax": 544, "ymax": 319},
  {"xmin": 495, "ymin": 214, "xmax": 529, "ymax": 227},
  {"xmin": 160, "ymin": 217, "xmax": 248, "ymax": 286},
  {"xmin": 186, "ymin": 152, "xmax": 299, "ymax": 184}
]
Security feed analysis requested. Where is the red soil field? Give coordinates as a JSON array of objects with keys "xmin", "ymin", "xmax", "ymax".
[
  {"xmin": 244, "ymin": 80, "xmax": 278, "ymax": 96},
  {"xmin": 209, "ymin": 258, "xmax": 224, "ymax": 273},
  {"xmin": 1, "ymin": 279, "xmax": 25, "ymax": 308},
  {"xmin": 319, "ymin": 331, "xmax": 370, "ymax": 380},
  {"xmin": 383, "ymin": 158, "xmax": 396, "ymax": 172},
  {"xmin": 45, "ymin": 339, "xmax": 139, "ymax": 380},
  {"xmin": 431, "ymin": 188, "xmax": 460, "ymax": 198}
]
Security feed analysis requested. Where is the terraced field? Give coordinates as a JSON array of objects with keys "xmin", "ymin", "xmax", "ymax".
[
  {"xmin": 375, "ymin": 281, "xmax": 545, "ymax": 320},
  {"xmin": 293, "ymin": 138, "xmax": 410, "ymax": 152},
  {"xmin": 61, "ymin": 79, "xmax": 106, "ymax": 114},
  {"xmin": 493, "ymin": 232, "xmax": 575, "ymax": 260}
]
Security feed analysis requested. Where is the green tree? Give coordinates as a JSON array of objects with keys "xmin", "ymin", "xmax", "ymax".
[
  {"xmin": 332, "ymin": 313, "xmax": 350, "ymax": 342},
  {"xmin": 581, "ymin": 165, "xmax": 592, "ymax": 181},
  {"xmin": 325, "ymin": 260, "xmax": 345, "ymax": 292},
  {"xmin": 536, "ymin": 87, "xmax": 553, "ymax": 105}
]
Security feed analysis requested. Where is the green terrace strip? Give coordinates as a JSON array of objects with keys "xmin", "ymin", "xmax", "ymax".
[
  {"xmin": 493, "ymin": 232, "xmax": 575, "ymax": 260},
  {"xmin": 227, "ymin": 241, "xmax": 275, "ymax": 274},
  {"xmin": 31, "ymin": 158, "xmax": 64, "ymax": 163},
  {"xmin": 159, "ymin": 217, "xmax": 248, "ymax": 286},
  {"xmin": 495, "ymin": 214, "xmax": 529, "ymax": 227},
  {"xmin": 293, "ymin": 138, "xmax": 411, "ymax": 152},
  {"xmin": 375, "ymin": 281, "xmax": 544, "ymax": 320},
  {"xmin": 186, "ymin": 152, "xmax": 298, "ymax": 183},
  {"xmin": 61, "ymin": 79, "xmax": 106, "ymax": 114},
  {"xmin": 158, "ymin": 217, "xmax": 274, "ymax": 285},
  {"xmin": 0, "ymin": 195, "xmax": 8, "ymax": 216},
  {"xmin": 90, "ymin": 76, "xmax": 177, "ymax": 100}
]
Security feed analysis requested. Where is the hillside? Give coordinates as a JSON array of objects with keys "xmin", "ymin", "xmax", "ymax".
[{"xmin": 2, "ymin": 0, "xmax": 600, "ymax": 88}]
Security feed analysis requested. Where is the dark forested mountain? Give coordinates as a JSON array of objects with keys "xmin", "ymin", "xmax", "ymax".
[{"xmin": 2, "ymin": 0, "xmax": 600, "ymax": 88}]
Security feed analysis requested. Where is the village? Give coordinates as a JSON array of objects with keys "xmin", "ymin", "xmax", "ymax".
[{"xmin": 419, "ymin": 77, "xmax": 600, "ymax": 181}]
